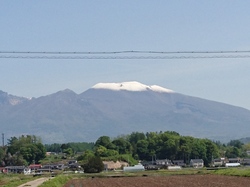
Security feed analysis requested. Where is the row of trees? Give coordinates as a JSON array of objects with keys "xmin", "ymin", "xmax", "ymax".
[
  {"xmin": 94, "ymin": 132, "xmax": 250, "ymax": 166},
  {"xmin": 92, "ymin": 131, "xmax": 220, "ymax": 166}
]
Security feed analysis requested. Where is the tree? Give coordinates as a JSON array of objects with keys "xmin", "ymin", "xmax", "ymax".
[
  {"xmin": 136, "ymin": 139, "xmax": 149, "ymax": 160},
  {"xmin": 67, "ymin": 142, "xmax": 94, "ymax": 152},
  {"xmin": 0, "ymin": 147, "xmax": 5, "ymax": 165},
  {"xmin": 203, "ymin": 139, "xmax": 219, "ymax": 166},
  {"xmin": 35, "ymin": 142, "xmax": 46, "ymax": 161},
  {"xmin": 154, "ymin": 132, "xmax": 178, "ymax": 160},
  {"xmin": 146, "ymin": 132, "xmax": 158, "ymax": 160},
  {"xmin": 243, "ymin": 143, "xmax": 250, "ymax": 151},
  {"xmin": 7, "ymin": 135, "xmax": 46, "ymax": 164},
  {"xmin": 63, "ymin": 148, "xmax": 73, "ymax": 157},
  {"xmin": 163, "ymin": 138, "xmax": 179, "ymax": 160},
  {"xmin": 95, "ymin": 136, "xmax": 113, "ymax": 148},
  {"xmin": 77, "ymin": 150, "xmax": 95, "ymax": 162},
  {"xmin": 227, "ymin": 140, "xmax": 243, "ymax": 149},
  {"xmin": 129, "ymin": 132, "xmax": 146, "ymax": 156},
  {"xmin": 60, "ymin": 143, "xmax": 69, "ymax": 151},
  {"xmin": 95, "ymin": 145, "xmax": 108, "ymax": 157},
  {"xmin": 112, "ymin": 138, "xmax": 132, "ymax": 154},
  {"xmin": 224, "ymin": 139, "xmax": 248, "ymax": 158},
  {"xmin": 45, "ymin": 143, "xmax": 62, "ymax": 152},
  {"xmin": 190, "ymin": 139, "xmax": 206, "ymax": 160},
  {"xmin": 129, "ymin": 132, "xmax": 145, "ymax": 146},
  {"xmin": 178, "ymin": 136, "xmax": 192, "ymax": 163},
  {"xmin": 83, "ymin": 156, "xmax": 104, "ymax": 173}
]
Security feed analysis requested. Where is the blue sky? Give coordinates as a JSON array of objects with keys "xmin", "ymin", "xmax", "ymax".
[{"xmin": 1, "ymin": 1, "xmax": 250, "ymax": 109}]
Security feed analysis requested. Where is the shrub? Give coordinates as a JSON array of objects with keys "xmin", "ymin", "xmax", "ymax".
[{"xmin": 83, "ymin": 156, "xmax": 104, "ymax": 173}]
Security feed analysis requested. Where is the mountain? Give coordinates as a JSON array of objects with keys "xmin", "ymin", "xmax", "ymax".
[
  {"xmin": 0, "ymin": 90, "xmax": 29, "ymax": 106},
  {"xmin": 1, "ymin": 81, "xmax": 250, "ymax": 143},
  {"xmin": 238, "ymin": 137, "xmax": 250, "ymax": 144}
]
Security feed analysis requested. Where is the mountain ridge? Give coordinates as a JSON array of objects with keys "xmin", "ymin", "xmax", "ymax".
[{"xmin": 1, "ymin": 82, "xmax": 250, "ymax": 143}]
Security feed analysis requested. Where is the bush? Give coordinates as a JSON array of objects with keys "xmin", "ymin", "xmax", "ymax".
[{"xmin": 83, "ymin": 156, "xmax": 104, "ymax": 173}]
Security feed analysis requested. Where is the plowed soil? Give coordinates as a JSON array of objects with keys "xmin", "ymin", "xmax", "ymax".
[{"xmin": 64, "ymin": 175, "xmax": 250, "ymax": 187}]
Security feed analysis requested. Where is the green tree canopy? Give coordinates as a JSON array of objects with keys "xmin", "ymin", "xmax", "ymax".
[
  {"xmin": 112, "ymin": 138, "xmax": 132, "ymax": 154},
  {"xmin": 7, "ymin": 135, "xmax": 46, "ymax": 165},
  {"xmin": 83, "ymin": 156, "xmax": 104, "ymax": 173}
]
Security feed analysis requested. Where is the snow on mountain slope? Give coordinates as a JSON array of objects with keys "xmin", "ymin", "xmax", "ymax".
[
  {"xmin": 0, "ymin": 90, "xmax": 29, "ymax": 106},
  {"xmin": 92, "ymin": 81, "xmax": 174, "ymax": 93}
]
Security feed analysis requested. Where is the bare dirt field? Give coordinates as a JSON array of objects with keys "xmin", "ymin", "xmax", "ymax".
[{"xmin": 64, "ymin": 175, "xmax": 250, "ymax": 187}]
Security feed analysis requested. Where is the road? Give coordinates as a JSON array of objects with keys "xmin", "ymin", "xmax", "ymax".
[{"xmin": 17, "ymin": 177, "xmax": 50, "ymax": 187}]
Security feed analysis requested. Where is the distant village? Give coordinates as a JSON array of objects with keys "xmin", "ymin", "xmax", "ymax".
[
  {"xmin": 2, "ymin": 152, "xmax": 250, "ymax": 174},
  {"xmin": 1, "ymin": 146, "xmax": 250, "ymax": 174}
]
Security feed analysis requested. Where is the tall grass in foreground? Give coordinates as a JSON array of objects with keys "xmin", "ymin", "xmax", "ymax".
[
  {"xmin": 0, "ymin": 174, "xmax": 35, "ymax": 187},
  {"xmin": 213, "ymin": 168, "xmax": 250, "ymax": 177},
  {"xmin": 39, "ymin": 175, "xmax": 72, "ymax": 187}
]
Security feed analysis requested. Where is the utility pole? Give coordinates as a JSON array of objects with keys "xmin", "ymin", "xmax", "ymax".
[{"xmin": 2, "ymin": 133, "xmax": 4, "ymax": 147}]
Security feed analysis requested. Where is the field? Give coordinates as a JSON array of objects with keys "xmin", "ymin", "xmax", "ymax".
[
  {"xmin": 63, "ymin": 175, "xmax": 250, "ymax": 187},
  {"xmin": 0, "ymin": 174, "xmax": 36, "ymax": 187}
]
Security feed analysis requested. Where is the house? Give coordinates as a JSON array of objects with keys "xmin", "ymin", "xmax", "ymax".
[
  {"xmin": 189, "ymin": 159, "xmax": 204, "ymax": 168},
  {"xmin": 57, "ymin": 164, "xmax": 65, "ymax": 170},
  {"xmin": 36, "ymin": 168, "xmax": 53, "ymax": 173},
  {"xmin": 69, "ymin": 163, "xmax": 81, "ymax": 169},
  {"xmin": 228, "ymin": 158, "xmax": 240, "ymax": 163},
  {"xmin": 172, "ymin": 160, "xmax": 186, "ymax": 167},
  {"xmin": 241, "ymin": 158, "xmax": 250, "ymax": 166},
  {"xmin": 212, "ymin": 158, "xmax": 223, "ymax": 167},
  {"xmin": 29, "ymin": 164, "xmax": 42, "ymax": 171},
  {"xmin": 5, "ymin": 166, "xmax": 26, "ymax": 173},
  {"xmin": 155, "ymin": 159, "xmax": 172, "ymax": 166},
  {"xmin": 43, "ymin": 164, "xmax": 61, "ymax": 170},
  {"xmin": 68, "ymin": 160, "xmax": 77, "ymax": 165}
]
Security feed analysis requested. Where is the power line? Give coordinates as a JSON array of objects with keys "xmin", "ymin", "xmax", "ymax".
[
  {"xmin": 2, "ymin": 133, "xmax": 4, "ymax": 147},
  {"xmin": 1, "ymin": 50, "xmax": 250, "ymax": 59},
  {"xmin": 1, "ymin": 50, "xmax": 250, "ymax": 55},
  {"xmin": 1, "ymin": 55, "xmax": 250, "ymax": 59}
]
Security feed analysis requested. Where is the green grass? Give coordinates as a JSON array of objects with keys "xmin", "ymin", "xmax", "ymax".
[
  {"xmin": 212, "ymin": 167, "xmax": 250, "ymax": 177},
  {"xmin": 38, "ymin": 175, "xmax": 72, "ymax": 187},
  {"xmin": 0, "ymin": 174, "xmax": 36, "ymax": 187}
]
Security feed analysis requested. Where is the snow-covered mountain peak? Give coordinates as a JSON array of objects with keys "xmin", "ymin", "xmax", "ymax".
[{"xmin": 92, "ymin": 81, "xmax": 174, "ymax": 93}]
